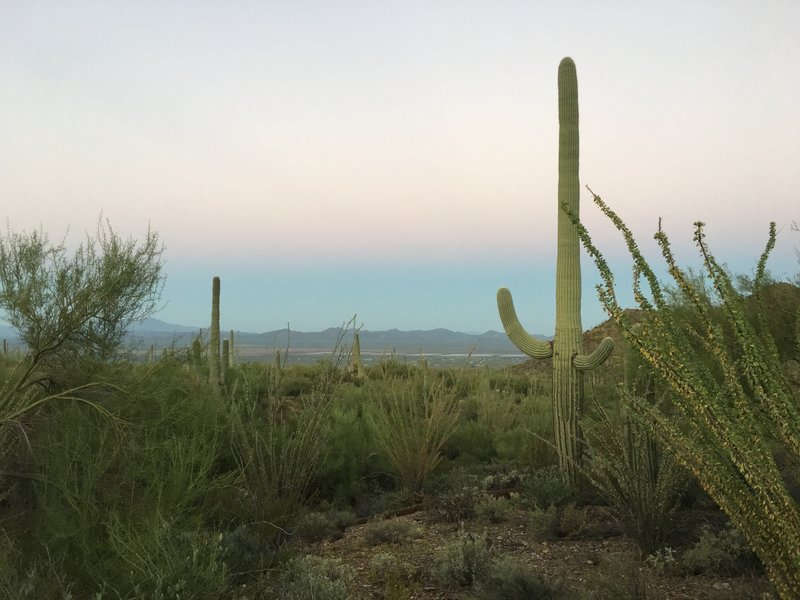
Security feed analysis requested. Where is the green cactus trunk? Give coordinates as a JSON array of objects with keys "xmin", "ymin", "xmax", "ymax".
[
  {"xmin": 350, "ymin": 331, "xmax": 365, "ymax": 380},
  {"xmin": 209, "ymin": 276, "xmax": 221, "ymax": 393},
  {"xmin": 497, "ymin": 57, "xmax": 613, "ymax": 486},
  {"xmin": 191, "ymin": 337, "xmax": 204, "ymax": 378},
  {"xmin": 222, "ymin": 338, "xmax": 230, "ymax": 386},
  {"xmin": 552, "ymin": 56, "xmax": 585, "ymax": 483},
  {"xmin": 229, "ymin": 329, "xmax": 235, "ymax": 366}
]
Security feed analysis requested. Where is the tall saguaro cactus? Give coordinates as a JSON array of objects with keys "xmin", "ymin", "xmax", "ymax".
[
  {"xmin": 497, "ymin": 57, "xmax": 613, "ymax": 485},
  {"xmin": 209, "ymin": 276, "xmax": 221, "ymax": 393}
]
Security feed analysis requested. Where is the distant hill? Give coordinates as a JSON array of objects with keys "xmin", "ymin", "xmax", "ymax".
[
  {"xmin": 127, "ymin": 319, "xmax": 548, "ymax": 355},
  {"xmin": 130, "ymin": 318, "xmax": 198, "ymax": 334},
  {"xmin": 2, "ymin": 317, "xmax": 550, "ymax": 357}
]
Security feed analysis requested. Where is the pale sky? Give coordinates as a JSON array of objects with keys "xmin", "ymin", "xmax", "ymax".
[{"xmin": 1, "ymin": 1, "xmax": 798, "ymax": 334}]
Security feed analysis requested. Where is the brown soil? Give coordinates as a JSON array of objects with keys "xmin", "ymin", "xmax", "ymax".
[{"xmin": 307, "ymin": 507, "xmax": 773, "ymax": 600}]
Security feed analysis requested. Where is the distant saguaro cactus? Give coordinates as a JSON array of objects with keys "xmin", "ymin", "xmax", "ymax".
[
  {"xmin": 229, "ymin": 329, "xmax": 236, "ymax": 366},
  {"xmin": 348, "ymin": 331, "xmax": 365, "ymax": 380},
  {"xmin": 222, "ymin": 338, "xmax": 230, "ymax": 385},
  {"xmin": 497, "ymin": 57, "xmax": 613, "ymax": 485},
  {"xmin": 191, "ymin": 336, "xmax": 204, "ymax": 378},
  {"xmin": 209, "ymin": 276, "xmax": 221, "ymax": 393}
]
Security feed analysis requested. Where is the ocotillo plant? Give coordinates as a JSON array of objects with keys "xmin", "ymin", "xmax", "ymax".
[
  {"xmin": 209, "ymin": 276, "xmax": 221, "ymax": 393},
  {"xmin": 497, "ymin": 57, "xmax": 613, "ymax": 485}
]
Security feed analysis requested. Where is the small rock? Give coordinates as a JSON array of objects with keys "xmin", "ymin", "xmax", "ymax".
[{"xmin": 713, "ymin": 582, "xmax": 731, "ymax": 590}]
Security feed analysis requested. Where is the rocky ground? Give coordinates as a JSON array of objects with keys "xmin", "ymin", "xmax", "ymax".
[{"xmin": 306, "ymin": 507, "xmax": 774, "ymax": 600}]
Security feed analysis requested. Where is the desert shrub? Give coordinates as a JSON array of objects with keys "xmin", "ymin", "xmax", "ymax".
[
  {"xmin": 0, "ymin": 219, "xmax": 163, "ymax": 432},
  {"xmin": 292, "ymin": 511, "xmax": 333, "ymax": 543},
  {"xmin": 230, "ymin": 359, "xmax": 340, "ymax": 511},
  {"xmin": 574, "ymin": 194, "xmax": 800, "ymax": 596},
  {"xmin": 475, "ymin": 460, "xmax": 530, "ymax": 491},
  {"xmin": 278, "ymin": 367, "xmax": 318, "ymax": 397},
  {"xmin": 643, "ymin": 546, "xmax": 677, "ymax": 574},
  {"xmin": 528, "ymin": 505, "xmax": 560, "ymax": 542},
  {"xmin": 362, "ymin": 518, "xmax": 423, "ymax": 546},
  {"xmin": 527, "ymin": 502, "xmax": 586, "ymax": 541},
  {"xmin": 370, "ymin": 376, "xmax": 460, "ymax": 497},
  {"xmin": 354, "ymin": 489, "xmax": 409, "ymax": 519},
  {"xmin": 680, "ymin": 525, "xmax": 760, "ymax": 576},
  {"xmin": 311, "ymin": 394, "xmax": 383, "ymax": 505},
  {"xmin": 0, "ymin": 538, "xmax": 78, "ymax": 600},
  {"xmin": 471, "ymin": 557, "xmax": 567, "ymax": 600},
  {"xmin": 368, "ymin": 356, "xmax": 412, "ymax": 380},
  {"xmin": 105, "ymin": 515, "xmax": 227, "ymax": 599},
  {"xmin": 275, "ymin": 554, "xmax": 353, "ymax": 600},
  {"xmin": 292, "ymin": 510, "xmax": 355, "ymax": 543},
  {"xmin": 487, "ymin": 372, "xmax": 536, "ymax": 396},
  {"xmin": 558, "ymin": 502, "xmax": 588, "ymax": 537},
  {"xmin": 368, "ymin": 551, "xmax": 417, "ymax": 584},
  {"xmin": 431, "ymin": 529, "xmax": 493, "ymax": 588},
  {"xmin": 476, "ymin": 495, "xmax": 515, "ymax": 523},
  {"xmin": 583, "ymin": 412, "xmax": 688, "ymax": 555},
  {"xmin": 220, "ymin": 521, "xmax": 287, "ymax": 582},
  {"xmin": 582, "ymin": 550, "xmax": 652, "ymax": 600},
  {"xmin": 444, "ymin": 420, "xmax": 497, "ymax": 463},
  {"xmin": 494, "ymin": 394, "xmax": 558, "ymax": 467},
  {"xmin": 426, "ymin": 469, "xmax": 489, "ymax": 523},
  {"xmin": 369, "ymin": 553, "xmax": 417, "ymax": 600},
  {"xmin": 520, "ymin": 465, "xmax": 573, "ymax": 509},
  {"xmin": 22, "ymin": 362, "xmax": 234, "ymax": 593}
]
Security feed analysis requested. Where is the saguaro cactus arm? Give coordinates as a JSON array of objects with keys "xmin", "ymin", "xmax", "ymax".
[
  {"xmin": 497, "ymin": 288, "xmax": 554, "ymax": 359},
  {"xmin": 572, "ymin": 337, "xmax": 614, "ymax": 370}
]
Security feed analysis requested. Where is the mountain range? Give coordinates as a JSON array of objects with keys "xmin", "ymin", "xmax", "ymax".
[
  {"xmin": 1, "ymin": 317, "xmax": 547, "ymax": 356},
  {"xmin": 129, "ymin": 318, "xmax": 542, "ymax": 355}
]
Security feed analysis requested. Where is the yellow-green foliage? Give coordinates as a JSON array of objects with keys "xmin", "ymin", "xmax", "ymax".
[{"xmin": 572, "ymin": 191, "xmax": 800, "ymax": 599}]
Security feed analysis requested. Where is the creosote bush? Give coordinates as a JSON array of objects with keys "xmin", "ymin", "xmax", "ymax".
[
  {"xmin": 362, "ymin": 518, "xmax": 423, "ymax": 546},
  {"xmin": 472, "ymin": 557, "xmax": 567, "ymax": 600},
  {"xmin": 431, "ymin": 529, "xmax": 494, "ymax": 588},
  {"xmin": 275, "ymin": 554, "xmax": 354, "ymax": 600}
]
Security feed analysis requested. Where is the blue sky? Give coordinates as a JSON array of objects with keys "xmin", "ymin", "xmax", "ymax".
[{"xmin": 1, "ymin": 2, "xmax": 798, "ymax": 334}]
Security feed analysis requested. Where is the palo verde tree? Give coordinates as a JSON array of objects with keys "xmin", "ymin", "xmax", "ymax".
[
  {"xmin": 571, "ymin": 190, "xmax": 800, "ymax": 599},
  {"xmin": 497, "ymin": 57, "xmax": 613, "ymax": 485},
  {"xmin": 0, "ymin": 219, "xmax": 164, "ymax": 425}
]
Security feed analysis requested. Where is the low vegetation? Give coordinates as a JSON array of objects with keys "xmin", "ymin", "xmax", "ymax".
[{"xmin": 0, "ymin": 211, "xmax": 798, "ymax": 599}]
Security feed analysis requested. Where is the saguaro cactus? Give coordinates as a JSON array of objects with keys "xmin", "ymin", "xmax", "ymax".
[
  {"xmin": 222, "ymin": 338, "xmax": 230, "ymax": 385},
  {"xmin": 209, "ymin": 276, "xmax": 221, "ymax": 393},
  {"xmin": 348, "ymin": 331, "xmax": 365, "ymax": 380},
  {"xmin": 497, "ymin": 57, "xmax": 613, "ymax": 485}
]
